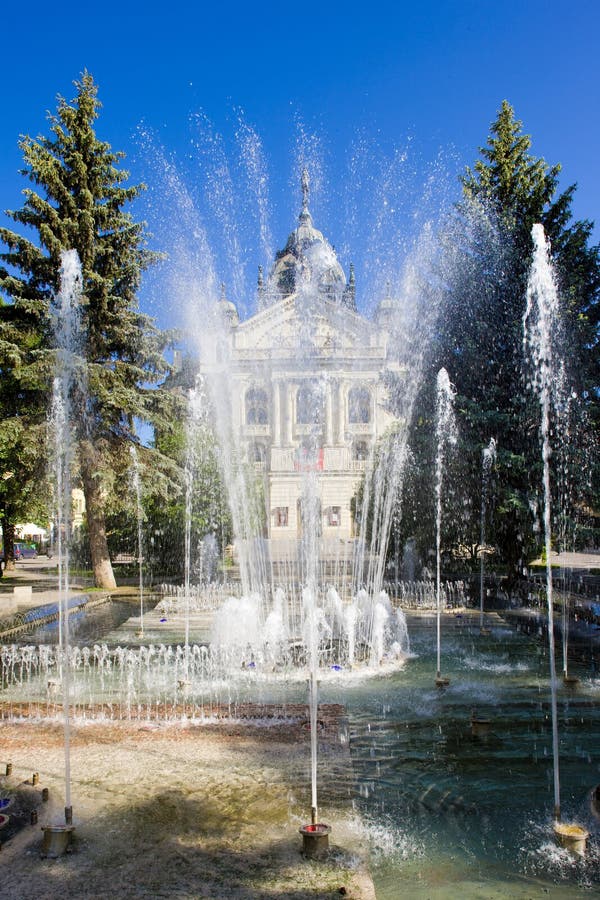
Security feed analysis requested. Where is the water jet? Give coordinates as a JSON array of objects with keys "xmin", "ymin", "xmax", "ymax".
[
  {"xmin": 478, "ymin": 439, "xmax": 496, "ymax": 632},
  {"xmin": 590, "ymin": 784, "xmax": 600, "ymax": 820},
  {"xmin": 524, "ymin": 224, "xmax": 588, "ymax": 845},
  {"xmin": 433, "ymin": 369, "xmax": 457, "ymax": 688}
]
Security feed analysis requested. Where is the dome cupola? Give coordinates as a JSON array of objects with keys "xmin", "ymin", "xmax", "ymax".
[
  {"xmin": 264, "ymin": 170, "xmax": 355, "ymax": 310},
  {"xmin": 216, "ymin": 282, "xmax": 239, "ymax": 327}
]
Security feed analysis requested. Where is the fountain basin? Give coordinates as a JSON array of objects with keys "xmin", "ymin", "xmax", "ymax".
[
  {"xmin": 299, "ymin": 823, "xmax": 331, "ymax": 858},
  {"xmin": 41, "ymin": 825, "xmax": 75, "ymax": 858},
  {"xmin": 553, "ymin": 821, "xmax": 589, "ymax": 856}
]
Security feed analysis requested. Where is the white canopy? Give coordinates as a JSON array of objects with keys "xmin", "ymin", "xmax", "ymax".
[{"xmin": 15, "ymin": 523, "xmax": 49, "ymax": 540}]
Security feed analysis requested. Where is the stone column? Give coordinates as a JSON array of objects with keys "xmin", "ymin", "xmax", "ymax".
[
  {"xmin": 272, "ymin": 381, "xmax": 281, "ymax": 447},
  {"xmin": 337, "ymin": 381, "xmax": 345, "ymax": 444},
  {"xmin": 286, "ymin": 383, "xmax": 294, "ymax": 445},
  {"xmin": 325, "ymin": 381, "xmax": 333, "ymax": 446}
]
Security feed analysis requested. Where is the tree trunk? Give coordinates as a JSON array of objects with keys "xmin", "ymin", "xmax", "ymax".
[
  {"xmin": 79, "ymin": 441, "xmax": 117, "ymax": 590},
  {"xmin": 2, "ymin": 515, "xmax": 16, "ymax": 572}
]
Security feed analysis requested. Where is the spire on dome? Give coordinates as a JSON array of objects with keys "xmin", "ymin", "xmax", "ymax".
[
  {"xmin": 301, "ymin": 168, "xmax": 310, "ymax": 213},
  {"xmin": 216, "ymin": 281, "xmax": 239, "ymax": 327},
  {"xmin": 257, "ymin": 265, "xmax": 268, "ymax": 311},
  {"xmin": 343, "ymin": 262, "xmax": 356, "ymax": 310},
  {"xmin": 262, "ymin": 171, "xmax": 349, "ymax": 307},
  {"xmin": 298, "ymin": 168, "xmax": 313, "ymax": 227}
]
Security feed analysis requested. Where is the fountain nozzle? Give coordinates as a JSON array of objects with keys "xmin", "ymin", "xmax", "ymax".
[
  {"xmin": 311, "ymin": 806, "xmax": 317, "ymax": 825},
  {"xmin": 65, "ymin": 806, "xmax": 73, "ymax": 825}
]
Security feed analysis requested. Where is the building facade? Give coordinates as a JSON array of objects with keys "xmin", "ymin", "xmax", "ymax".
[{"xmin": 203, "ymin": 176, "xmax": 401, "ymax": 544}]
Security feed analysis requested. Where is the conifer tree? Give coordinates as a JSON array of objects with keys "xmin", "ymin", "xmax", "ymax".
[
  {"xmin": 409, "ymin": 102, "xmax": 599, "ymax": 580},
  {"xmin": 0, "ymin": 309, "xmax": 48, "ymax": 570},
  {"xmin": 0, "ymin": 73, "xmax": 177, "ymax": 588}
]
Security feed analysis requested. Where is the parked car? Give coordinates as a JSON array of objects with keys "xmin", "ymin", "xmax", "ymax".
[{"xmin": 15, "ymin": 542, "xmax": 37, "ymax": 559}]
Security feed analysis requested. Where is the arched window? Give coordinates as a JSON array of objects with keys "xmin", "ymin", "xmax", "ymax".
[
  {"xmin": 352, "ymin": 440, "xmax": 369, "ymax": 461},
  {"xmin": 246, "ymin": 388, "xmax": 269, "ymax": 425},
  {"xmin": 296, "ymin": 385, "xmax": 322, "ymax": 425},
  {"xmin": 249, "ymin": 441, "xmax": 267, "ymax": 463},
  {"xmin": 348, "ymin": 387, "xmax": 371, "ymax": 424}
]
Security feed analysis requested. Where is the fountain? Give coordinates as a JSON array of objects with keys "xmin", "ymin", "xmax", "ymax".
[
  {"xmin": 176, "ymin": 169, "xmax": 424, "ymax": 836},
  {"xmin": 43, "ymin": 248, "xmax": 83, "ymax": 854},
  {"xmin": 479, "ymin": 438, "xmax": 497, "ymax": 634},
  {"xmin": 129, "ymin": 445, "xmax": 146, "ymax": 637},
  {"xmin": 434, "ymin": 368, "xmax": 457, "ymax": 687},
  {"xmin": 523, "ymin": 223, "xmax": 589, "ymax": 854},
  {"xmin": 163, "ymin": 167, "xmax": 420, "ymax": 682},
  {"xmin": 555, "ymin": 364, "xmax": 580, "ymax": 686},
  {"xmin": 2, "ymin": 135, "xmax": 598, "ymax": 895}
]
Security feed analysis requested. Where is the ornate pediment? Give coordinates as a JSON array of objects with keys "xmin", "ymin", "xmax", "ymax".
[{"xmin": 234, "ymin": 295, "xmax": 378, "ymax": 358}]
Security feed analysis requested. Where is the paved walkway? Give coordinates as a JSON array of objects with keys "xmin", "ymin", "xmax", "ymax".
[
  {"xmin": 530, "ymin": 550, "xmax": 600, "ymax": 570},
  {"xmin": 0, "ymin": 558, "xmax": 88, "ymax": 619}
]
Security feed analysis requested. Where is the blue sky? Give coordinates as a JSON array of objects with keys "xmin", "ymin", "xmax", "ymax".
[{"xmin": 2, "ymin": 0, "xmax": 598, "ymax": 324}]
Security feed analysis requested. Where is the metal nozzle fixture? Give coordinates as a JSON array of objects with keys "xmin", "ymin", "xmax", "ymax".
[
  {"xmin": 42, "ymin": 788, "xmax": 49, "ymax": 802},
  {"xmin": 5, "ymin": 763, "xmax": 12, "ymax": 776},
  {"xmin": 311, "ymin": 806, "xmax": 317, "ymax": 825},
  {"xmin": 32, "ymin": 773, "xmax": 39, "ymax": 785},
  {"xmin": 65, "ymin": 806, "xmax": 73, "ymax": 825}
]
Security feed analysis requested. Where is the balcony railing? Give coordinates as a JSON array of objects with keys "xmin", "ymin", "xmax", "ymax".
[
  {"xmin": 347, "ymin": 422, "xmax": 373, "ymax": 434},
  {"xmin": 233, "ymin": 346, "xmax": 387, "ymax": 361},
  {"xmin": 269, "ymin": 446, "xmax": 367, "ymax": 473},
  {"xmin": 244, "ymin": 423, "xmax": 270, "ymax": 436}
]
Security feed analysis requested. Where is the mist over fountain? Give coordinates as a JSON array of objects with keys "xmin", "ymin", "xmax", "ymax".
[
  {"xmin": 0, "ymin": 155, "xmax": 438, "ymax": 737},
  {"xmin": 154, "ymin": 163, "xmax": 429, "ymax": 681}
]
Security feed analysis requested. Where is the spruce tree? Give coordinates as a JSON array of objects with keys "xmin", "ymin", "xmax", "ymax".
[
  {"xmin": 0, "ymin": 72, "xmax": 176, "ymax": 588},
  {"xmin": 460, "ymin": 100, "xmax": 599, "ymax": 416},
  {"xmin": 419, "ymin": 101, "xmax": 599, "ymax": 580},
  {"xmin": 0, "ymin": 272, "xmax": 50, "ymax": 570}
]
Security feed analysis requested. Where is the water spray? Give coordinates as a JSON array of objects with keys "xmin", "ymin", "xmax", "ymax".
[{"xmin": 524, "ymin": 224, "xmax": 588, "ymax": 853}]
